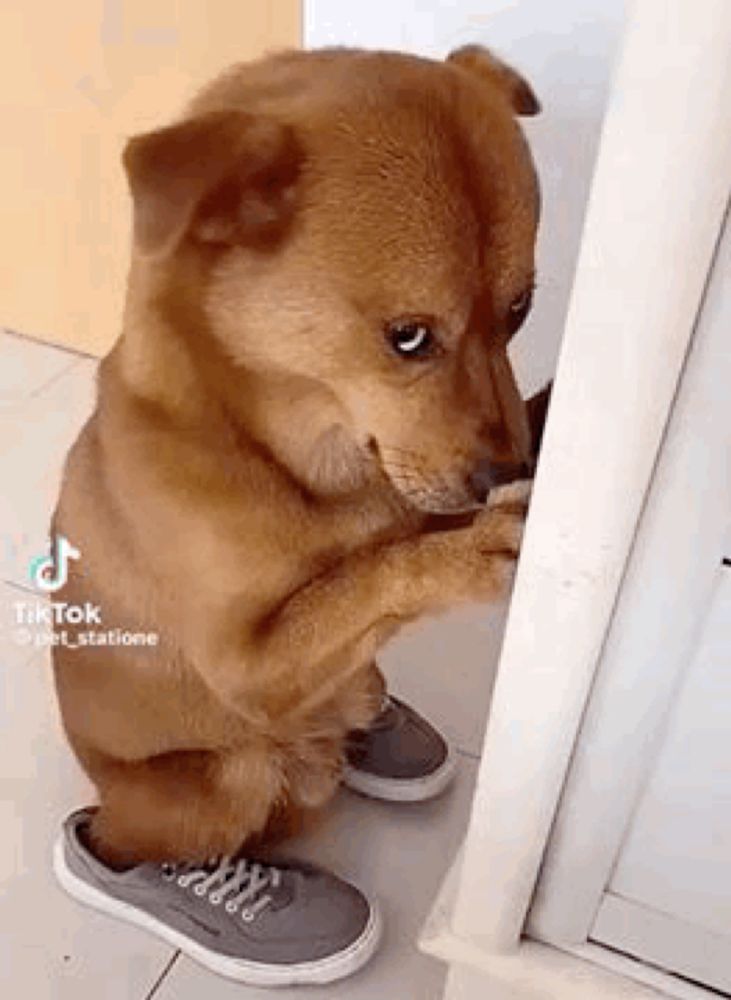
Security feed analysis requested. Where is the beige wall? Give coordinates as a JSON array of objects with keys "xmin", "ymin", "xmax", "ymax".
[{"xmin": 0, "ymin": 1, "xmax": 301, "ymax": 357}]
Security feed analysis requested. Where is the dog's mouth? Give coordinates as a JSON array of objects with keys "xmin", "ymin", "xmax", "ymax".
[
  {"xmin": 367, "ymin": 438, "xmax": 480, "ymax": 516},
  {"xmin": 384, "ymin": 474, "xmax": 480, "ymax": 515}
]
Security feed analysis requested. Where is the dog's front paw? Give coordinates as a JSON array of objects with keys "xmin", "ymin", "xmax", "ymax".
[
  {"xmin": 486, "ymin": 477, "xmax": 533, "ymax": 515},
  {"xmin": 459, "ymin": 479, "xmax": 532, "ymax": 600}
]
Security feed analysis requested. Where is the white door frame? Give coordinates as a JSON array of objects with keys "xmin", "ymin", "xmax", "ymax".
[
  {"xmin": 420, "ymin": 1, "xmax": 731, "ymax": 996},
  {"xmin": 528, "ymin": 207, "xmax": 731, "ymax": 950}
]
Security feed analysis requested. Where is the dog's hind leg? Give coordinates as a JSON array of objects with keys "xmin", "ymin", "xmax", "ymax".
[{"xmin": 85, "ymin": 744, "xmax": 289, "ymax": 867}]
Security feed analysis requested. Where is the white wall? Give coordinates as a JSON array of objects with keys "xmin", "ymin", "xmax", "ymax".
[{"xmin": 305, "ymin": 0, "xmax": 626, "ymax": 394}]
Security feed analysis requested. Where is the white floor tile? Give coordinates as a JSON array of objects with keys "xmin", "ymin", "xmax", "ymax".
[
  {"xmin": 0, "ymin": 331, "xmax": 78, "ymax": 407},
  {"xmin": 0, "ymin": 359, "xmax": 97, "ymax": 589},
  {"xmin": 381, "ymin": 601, "xmax": 509, "ymax": 758},
  {"xmin": 0, "ymin": 582, "xmax": 176, "ymax": 1000},
  {"xmin": 444, "ymin": 961, "xmax": 519, "ymax": 1000},
  {"xmin": 154, "ymin": 759, "xmax": 477, "ymax": 1000}
]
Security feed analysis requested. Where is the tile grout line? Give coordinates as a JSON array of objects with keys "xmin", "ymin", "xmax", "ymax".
[
  {"xmin": 1, "ymin": 325, "xmax": 99, "ymax": 361},
  {"xmin": 143, "ymin": 950, "xmax": 181, "ymax": 1000},
  {"xmin": 26, "ymin": 357, "xmax": 92, "ymax": 402},
  {"xmin": 2, "ymin": 579, "xmax": 37, "ymax": 596}
]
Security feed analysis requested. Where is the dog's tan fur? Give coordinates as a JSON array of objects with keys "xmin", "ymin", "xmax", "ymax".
[{"xmin": 51, "ymin": 47, "xmax": 541, "ymax": 865}]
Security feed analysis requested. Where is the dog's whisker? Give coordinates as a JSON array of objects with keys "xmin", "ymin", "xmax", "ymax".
[{"xmin": 380, "ymin": 446, "xmax": 424, "ymax": 461}]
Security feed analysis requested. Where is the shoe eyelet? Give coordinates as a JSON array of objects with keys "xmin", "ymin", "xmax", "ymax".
[
  {"xmin": 193, "ymin": 883, "xmax": 207, "ymax": 896},
  {"xmin": 160, "ymin": 864, "xmax": 176, "ymax": 881},
  {"xmin": 241, "ymin": 908, "xmax": 255, "ymax": 923},
  {"xmin": 209, "ymin": 893, "xmax": 223, "ymax": 906},
  {"xmin": 225, "ymin": 900, "xmax": 239, "ymax": 914}
]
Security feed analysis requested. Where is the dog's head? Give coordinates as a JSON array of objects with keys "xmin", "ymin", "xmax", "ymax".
[{"xmin": 123, "ymin": 47, "xmax": 540, "ymax": 514}]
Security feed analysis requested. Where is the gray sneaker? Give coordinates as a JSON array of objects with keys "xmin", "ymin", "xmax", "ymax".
[
  {"xmin": 53, "ymin": 809, "xmax": 382, "ymax": 987},
  {"xmin": 343, "ymin": 696, "xmax": 458, "ymax": 802}
]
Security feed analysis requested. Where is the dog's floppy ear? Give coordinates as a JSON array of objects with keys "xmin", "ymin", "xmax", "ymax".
[
  {"xmin": 447, "ymin": 45, "xmax": 540, "ymax": 117},
  {"xmin": 123, "ymin": 109, "xmax": 301, "ymax": 257}
]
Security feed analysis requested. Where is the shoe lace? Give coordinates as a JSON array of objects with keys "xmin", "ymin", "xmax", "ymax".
[
  {"xmin": 370, "ymin": 694, "xmax": 397, "ymax": 731},
  {"xmin": 161, "ymin": 857, "xmax": 283, "ymax": 922}
]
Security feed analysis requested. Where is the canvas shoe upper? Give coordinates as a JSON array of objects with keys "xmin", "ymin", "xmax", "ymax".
[
  {"xmin": 343, "ymin": 695, "xmax": 457, "ymax": 802},
  {"xmin": 53, "ymin": 808, "xmax": 381, "ymax": 987}
]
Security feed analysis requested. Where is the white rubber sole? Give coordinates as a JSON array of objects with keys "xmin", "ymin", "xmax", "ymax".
[
  {"xmin": 52, "ymin": 837, "xmax": 382, "ymax": 987},
  {"xmin": 342, "ymin": 742, "xmax": 459, "ymax": 803}
]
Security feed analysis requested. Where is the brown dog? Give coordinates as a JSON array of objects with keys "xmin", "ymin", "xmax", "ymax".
[{"xmin": 51, "ymin": 46, "xmax": 541, "ymax": 866}]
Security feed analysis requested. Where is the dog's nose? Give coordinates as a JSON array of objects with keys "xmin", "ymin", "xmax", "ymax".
[{"xmin": 467, "ymin": 459, "xmax": 530, "ymax": 504}]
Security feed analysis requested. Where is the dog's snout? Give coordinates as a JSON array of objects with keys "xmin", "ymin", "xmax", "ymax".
[{"xmin": 467, "ymin": 459, "xmax": 530, "ymax": 504}]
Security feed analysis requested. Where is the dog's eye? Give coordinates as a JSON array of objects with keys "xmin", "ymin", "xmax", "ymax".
[
  {"xmin": 386, "ymin": 321, "xmax": 436, "ymax": 359},
  {"xmin": 507, "ymin": 288, "xmax": 534, "ymax": 334}
]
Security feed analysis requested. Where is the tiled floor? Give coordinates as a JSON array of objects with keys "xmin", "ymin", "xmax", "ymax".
[{"xmin": 0, "ymin": 328, "xmax": 510, "ymax": 1000}]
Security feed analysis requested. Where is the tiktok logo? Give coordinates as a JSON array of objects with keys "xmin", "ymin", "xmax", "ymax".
[{"xmin": 29, "ymin": 535, "xmax": 81, "ymax": 593}]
